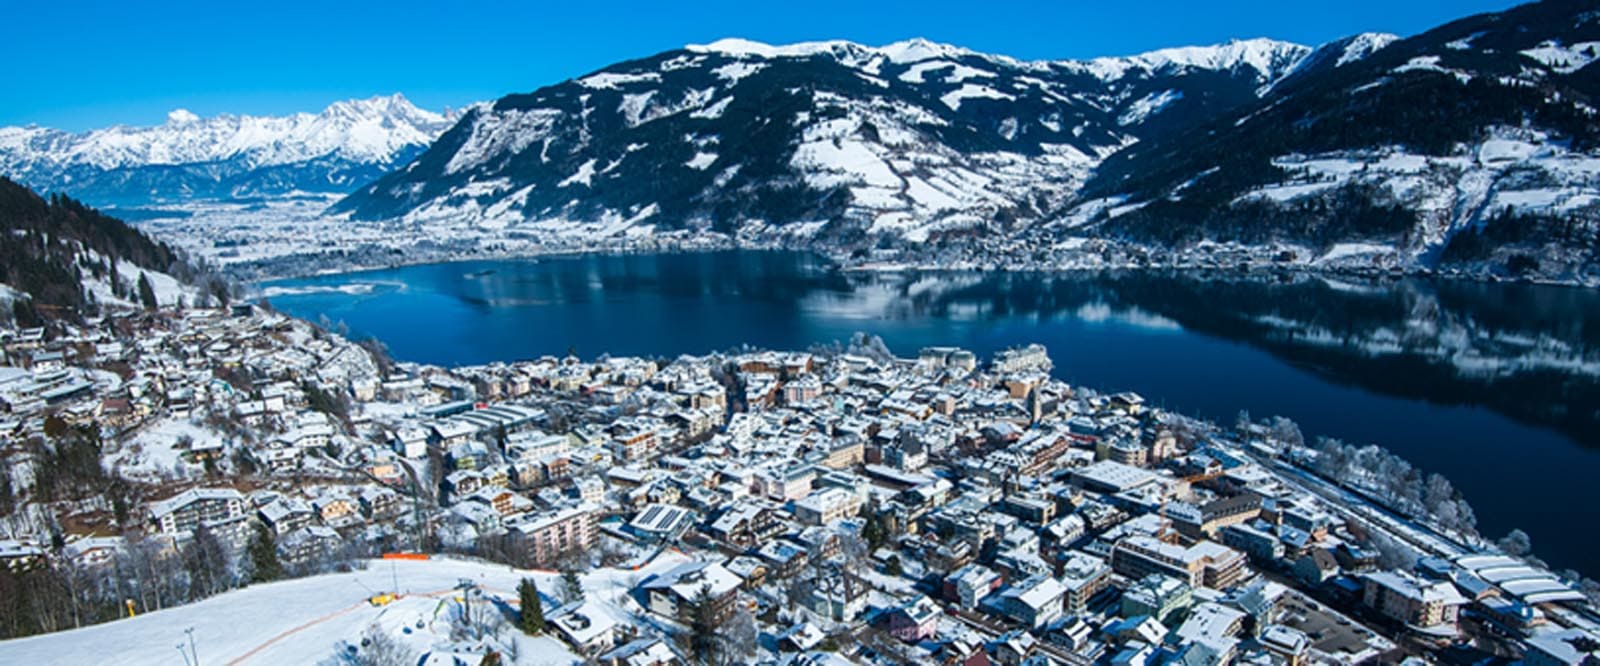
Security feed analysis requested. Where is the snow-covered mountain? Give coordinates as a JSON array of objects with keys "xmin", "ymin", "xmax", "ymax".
[
  {"xmin": 1077, "ymin": 0, "xmax": 1600, "ymax": 280},
  {"xmin": 333, "ymin": 36, "xmax": 1342, "ymax": 243},
  {"xmin": 0, "ymin": 94, "xmax": 461, "ymax": 205}
]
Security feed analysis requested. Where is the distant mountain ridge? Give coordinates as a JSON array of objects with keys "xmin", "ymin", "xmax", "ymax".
[
  {"xmin": 0, "ymin": 94, "xmax": 460, "ymax": 205},
  {"xmin": 1072, "ymin": 0, "xmax": 1600, "ymax": 280},
  {"xmin": 10, "ymin": 1, "xmax": 1596, "ymax": 283},
  {"xmin": 331, "ymin": 35, "xmax": 1367, "ymax": 242}
]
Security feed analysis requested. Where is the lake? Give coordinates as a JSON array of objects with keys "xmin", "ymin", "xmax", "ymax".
[{"xmin": 262, "ymin": 251, "xmax": 1600, "ymax": 575}]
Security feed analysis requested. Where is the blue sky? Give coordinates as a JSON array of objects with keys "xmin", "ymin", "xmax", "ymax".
[{"xmin": 4, "ymin": 0, "xmax": 1525, "ymax": 130}]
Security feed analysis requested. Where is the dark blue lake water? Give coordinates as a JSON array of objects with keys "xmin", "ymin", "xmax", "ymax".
[{"xmin": 263, "ymin": 251, "xmax": 1600, "ymax": 575}]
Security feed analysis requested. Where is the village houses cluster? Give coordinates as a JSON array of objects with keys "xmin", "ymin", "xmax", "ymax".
[{"xmin": 2, "ymin": 305, "xmax": 1598, "ymax": 665}]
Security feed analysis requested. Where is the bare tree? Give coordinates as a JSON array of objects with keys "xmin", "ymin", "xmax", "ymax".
[
  {"xmin": 348, "ymin": 624, "xmax": 417, "ymax": 666},
  {"xmin": 1497, "ymin": 529, "xmax": 1533, "ymax": 557},
  {"xmin": 721, "ymin": 606, "xmax": 758, "ymax": 664},
  {"xmin": 1268, "ymin": 416, "xmax": 1303, "ymax": 451}
]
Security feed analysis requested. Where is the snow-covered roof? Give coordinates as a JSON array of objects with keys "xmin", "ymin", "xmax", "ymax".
[
  {"xmin": 149, "ymin": 487, "xmax": 243, "ymax": 519},
  {"xmin": 641, "ymin": 560, "xmax": 742, "ymax": 600}
]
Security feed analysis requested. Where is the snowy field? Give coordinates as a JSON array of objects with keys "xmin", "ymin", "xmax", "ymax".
[{"xmin": 0, "ymin": 552, "xmax": 690, "ymax": 665}]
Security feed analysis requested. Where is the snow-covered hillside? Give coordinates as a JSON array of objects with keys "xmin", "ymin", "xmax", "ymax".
[
  {"xmin": 1072, "ymin": 0, "xmax": 1600, "ymax": 281},
  {"xmin": 1232, "ymin": 128, "xmax": 1600, "ymax": 261},
  {"xmin": 0, "ymin": 95, "xmax": 462, "ymax": 205},
  {"xmin": 0, "ymin": 554, "xmax": 689, "ymax": 666},
  {"xmin": 333, "ymin": 36, "xmax": 1357, "ymax": 245}
]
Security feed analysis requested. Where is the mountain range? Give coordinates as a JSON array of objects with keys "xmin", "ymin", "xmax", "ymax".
[
  {"xmin": 0, "ymin": 94, "xmax": 459, "ymax": 205},
  {"xmin": 1074, "ymin": 0, "xmax": 1600, "ymax": 276},
  {"xmin": 2, "ymin": 0, "xmax": 1596, "ymax": 280},
  {"xmin": 331, "ymin": 34, "xmax": 1390, "ymax": 243}
]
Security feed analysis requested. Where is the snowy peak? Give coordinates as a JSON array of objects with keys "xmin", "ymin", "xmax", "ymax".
[
  {"xmin": 0, "ymin": 94, "xmax": 462, "ymax": 204},
  {"xmin": 1076, "ymin": 0, "xmax": 1600, "ymax": 281},
  {"xmin": 1076, "ymin": 38, "xmax": 1313, "ymax": 82},
  {"xmin": 336, "ymin": 33, "xmax": 1327, "ymax": 239},
  {"xmin": 5, "ymin": 93, "xmax": 454, "ymax": 171},
  {"xmin": 686, "ymin": 36, "xmax": 1316, "ymax": 83},
  {"xmin": 1334, "ymin": 32, "xmax": 1399, "ymax": 67},
  {"xmin": 686, "ymin": 36, "xmax": 978, "ymax": 63}
]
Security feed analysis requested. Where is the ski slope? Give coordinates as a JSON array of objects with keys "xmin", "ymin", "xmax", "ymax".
[{"xmin": 0, "ymin": 552, "xmax": 690, "ymax": 665}]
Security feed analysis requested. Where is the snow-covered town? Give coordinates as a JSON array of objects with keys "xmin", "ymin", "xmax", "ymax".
[
  {"xmin": 2, "ymin": 299, "xmax": 1597, "ymax": 665},
  {"xmin": 3, "ymin": 0, "xmax": 1600, "ymax": 663}
]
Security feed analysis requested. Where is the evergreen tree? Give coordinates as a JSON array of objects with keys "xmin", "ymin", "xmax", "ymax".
[
  {"xmin": 136, "ymin": 272, "xmax": 158, "ymax": 310},
  {"xmin": 884, "ymin": 555, "xmax": 904, "ymax": 577},
  {"xmin": 685, "ymin": 584, "xmax": 722, "ymax": 665},
  {"xmin": 517, "ymin": 578, "xmax": 544, "ymax": 634},
  {"xmin": 861, "ymin": 511, "xmax": 885, "ymax": 550},
  {"xmin": 560, "ymin": 569, "xmax": 584, "ymax": 604},
  {"xmin": 0, "ymin": 466, "xmax": 13, "ymax": 517},
  {"xmin": 246, "ymin": 523, "xmax": 283, "ymax": 584},
  {"xmin": 12, "ymin": 299, "xmax": 39, "ymax": 328}
]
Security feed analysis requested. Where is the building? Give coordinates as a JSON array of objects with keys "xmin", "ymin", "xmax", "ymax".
[
  {"xmin": 1058, "ymin": 551, "xmax": 1113, "ymax": 614},
  {"xmin": 514, "ymin": 506, "xmax": 597, "ymax": 563},
  {"xmin": 1173, "ymin": 494, "xmax": 1263, "ymax": 540},
  {"xmin": 1071, "ymin": 461, "xmax": 1158, "ymax": 494},
  {"xmin": 806, "ymin": 570, "xmax": 870, "ymax": 622},
  {"xmin": 1221, "ymin": 521, "xmax": 1285, "ymax": 562},
  {"xmin": 1172, "ymin": 602, "xmax": 1245, "ymax": 663},
  {"xmin": 550, "ymin": 600, "xmax": 620, "ymax": 655},
  {"xmin": 783, "ymin": 376, "xmax": 823, "ymax": 404},
  {"xmin": 1112, "ymin": 535, "xmax": 1248, "ymax": 591},
  {"xmin": 641, "ymin": 560, "xmax": 743, "ymax": 624},
  {"xmin": 881, "ymin": 595, "xmax": 941, "ymax": 643},
  {"xmin": 258, "ymin": 498, "xmax": 314, "ymax": 535},
  {"xmin": 597, "ymin": 638, "xmax": 678, "ymax": 666},
  {"xmin": 148, "ymin": 488, "xmax": 245, "ymax": 535},
  {"xmin": 757, "ymin": 466, "xmax": 815, "ymax": 502},
  {"xmin": 1258, "ymin": 625, "xmax": 1311, "ymax": 666},
  {"xmin": 1361, "ymin": 571, "xmax": 1468, "ymax": 633},
  {"xmin": 1121, "ymin": 574, "xmax": 1193, "ymax": 624},
  {"xmin": 918, "ymin": 346, "xmax": 977, "ymax": 373},
  {"xmin": 1107, "ymin": 439, "xmax": 1147, "ymax": 467},
  {"xmin": 820, "ymin": 439, "xmax": 864, "ymax": 470},
  {"xmin": 944, "ymin": 563, "xmax": 1003, "ymax": 610},
  {"xmin": 793, "ymin": 487, "xmax": 861, "ymax": 526},
  {"xmin": 1523, "ymin": 628, "xmax": 1600, "ymax": 666},
  {"xmin": 627, "ymin": 503, "xmax": 696, "ymax": 543},
  {"xmin": 991, "ymin": 344, "xmax": 1051, "ymax": 374},
  {"xmin": 991, "ymin": 575, "xmax": 1067, "ymax": 628}
]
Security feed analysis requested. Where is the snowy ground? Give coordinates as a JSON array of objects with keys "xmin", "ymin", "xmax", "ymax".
[
  {"xmin": 0, "ymin": 552, "xmax": 690, "ymax": 665},
  {"xmin": 103, "ymin": 415, "xmax": 226, "ymax": 481}
]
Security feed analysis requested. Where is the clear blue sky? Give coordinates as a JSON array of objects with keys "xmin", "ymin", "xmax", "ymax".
[{"xmin": 3, "ymin": 0, "xmax": 1526, "ymax": 130}]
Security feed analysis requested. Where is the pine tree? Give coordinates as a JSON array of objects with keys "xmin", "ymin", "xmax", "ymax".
[
  {"xmin": 884, "ymin": 555, "xmax": 904, "ymax": 576},
  {"xmin": 517, "ymin": 578, "xmax": 544, "ymax": 634},
  {"xmin": 861, "ymin": 511, "xmax": 885, "ymax": 550},
  {"xmin": 0, "ymin": 465, "xmax": 13, "ymax": 518},
  {"xmin": 686, "ymin": 584, "xmax": 722, "ymax": 665},
  {"xmin": 136, "ymin": 272, "xmax": 158, "ymax": 310},
  {"xmin": 560, "ymin": 569, "xmax": 584, "ymax": 604},
  {"xmin": 246, "ymin": 523, "xmax": 283, "ymax": 584}
]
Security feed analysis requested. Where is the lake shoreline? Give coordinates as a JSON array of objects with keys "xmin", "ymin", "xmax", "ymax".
[
  {"xmin": 243, "ymin": 241, "xmax": 1600, "ymax": 296},
  {"xmin": 237, "ymin": 240, "xmax": 1600, "ymax": 291},
  {"xmin": 260, "ymin": 251, "xmax": 1600, "ymax": 575}
]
